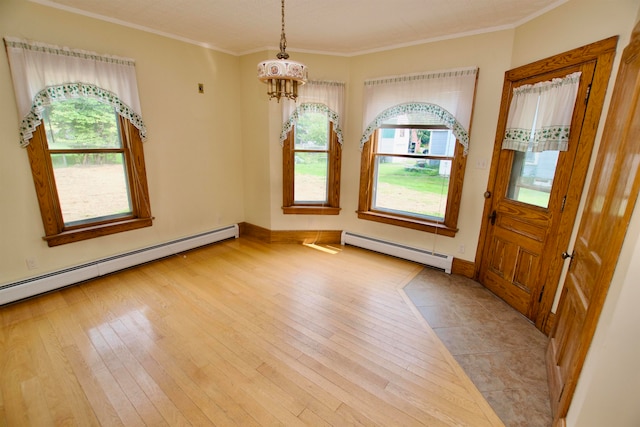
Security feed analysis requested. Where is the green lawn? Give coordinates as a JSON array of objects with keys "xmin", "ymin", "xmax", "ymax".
[
  {"xmin": 295, "ymin": 162, "xmax": 328, "ymax": 176},
  {"xmin": 297, "ymin": 161, "xmax": 448, "ymax": 218},
  {"xmin": 512, "ymin": 188, "xmax": 550, "ymax": 208},
  {"xmin": 297, "ymin": 160, "xmax": 550, "ymax": 212},
  {"xmin": 375, "ymin": 163, "xmax": 448, "ymax": 195},
  {"xmin": 296, "ymin": 161, "xmax": 449, "ymax": 197}
]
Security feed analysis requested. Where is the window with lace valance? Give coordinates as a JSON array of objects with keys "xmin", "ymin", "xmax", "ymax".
[
  {"xmin": 4, "ymin": 37, "xmax": 152, "ymax": 246},
  {"xmin": 357, "ymin": 67, "xmax": 478, "ymax": 235},
  {"xmin": 281, "ymin": 81, "xmax": 345, "ymax": 215}
]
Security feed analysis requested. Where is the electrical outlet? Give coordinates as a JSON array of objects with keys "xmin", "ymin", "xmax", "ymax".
[
  {"xmin": 25, "ymin": 256, "xmax": 39, "ymax": 270},
  {"xmin": 458, "ymin": 245, "xmax": 465, "ymax": 254}
]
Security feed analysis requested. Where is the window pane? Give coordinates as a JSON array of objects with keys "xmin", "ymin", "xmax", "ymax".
[
  {"xmin": 295, "ymin": 111, "xmax": 328, "ymax": 150},
  {"xmin": 376, "ymin": 128, "xmax": 456, "ymax": 156},
  {"xmin": 51, "ymin": 153, "xmax": 132, "ymax": 225},
  {"xmin": 373, "ymin": 156, "xmax": 450, "ymax": 220},
  {"xmin": 428, "ymin": 130, "xmax": 456, "ymax": 156},
  {"xmin": 377, "ymin": 128, "xmax": 426, "ymax": 155},
  {"xmin": 294, "ymin": 152, "xmax": 328, "ymax": 203},
  {"xmin": 507, "ymin": 150, "xmax": 559, "ymax": 208},
  {"xmin": 43, "ymin": 98, "xmax": 122, "ymax": 149}
]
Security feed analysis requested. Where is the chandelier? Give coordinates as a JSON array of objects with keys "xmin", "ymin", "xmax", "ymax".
[{"xmin": 257, "ymin": 0, "xmax": 307, "ymax": 102}]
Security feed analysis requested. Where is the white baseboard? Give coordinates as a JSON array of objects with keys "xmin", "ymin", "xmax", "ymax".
[{"xmin": 0, "ymin": 224, "xmax": 239, "ymax": 305}]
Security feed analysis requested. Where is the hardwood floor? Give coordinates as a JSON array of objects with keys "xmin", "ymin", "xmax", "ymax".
[{"xmin": 0, "ymin": 237, "xmax": 503, "ymax": 426}]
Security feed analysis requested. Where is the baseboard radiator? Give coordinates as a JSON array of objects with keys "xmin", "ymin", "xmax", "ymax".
[
  {"xmin": 341, "ymin": 231, "xmax": 453, "ymax": 274},
  {"xmin": 0, "ymin": 224, "xmax": 239, "ymax": 306}
]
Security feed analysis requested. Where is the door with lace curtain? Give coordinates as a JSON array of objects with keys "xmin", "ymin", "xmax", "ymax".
[{"xmin": 476, "ymin": 39, "xmax": 617, "ymax": 326}]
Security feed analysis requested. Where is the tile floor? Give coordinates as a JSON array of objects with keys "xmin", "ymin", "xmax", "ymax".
[{"xmin": 404, "ymin": 267, "xmax": 552, "ymax": 427}]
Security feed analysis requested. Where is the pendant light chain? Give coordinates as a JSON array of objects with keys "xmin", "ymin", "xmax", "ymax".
[{"xmin": 277, "ymin": 0, "xmax": 289, "ymax": 59}]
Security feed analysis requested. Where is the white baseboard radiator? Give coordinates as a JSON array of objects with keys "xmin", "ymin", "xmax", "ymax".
[
  {"xmin": 0, "ymin": 224, "xmax": 239, "ymax": 306},
  {"xmin": 341, "ymin": 231, "xmax": 453, "ymax": 274}
]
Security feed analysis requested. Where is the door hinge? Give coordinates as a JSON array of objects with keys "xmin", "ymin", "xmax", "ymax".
[
  {"xmin": 538, "ymin": 285, "xmax": 545, "ymax": 303},
  {"xmin": 561, "ymin": 195, "xmax": 567, "ymax": 212},
  {"xmin": 585, "ymin": 84, "xmax": 592, "ymax": 104}
]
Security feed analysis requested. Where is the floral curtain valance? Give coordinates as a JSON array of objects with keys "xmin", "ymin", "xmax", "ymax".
[
  {"xmin": 361, "ymin": 67, "xmax": 478, "ymax": 153},
  {"xmin": 3, "ymin": 37, "xmax": 146, "ymax": 147},
  {"xmin": 280, "ymin": 103, "xmax": 343, "ymax": 145},
  {"xmin": 502, "ymin": 71, "xmax": 582, "ymax": 152},
  {"xmin": 360, "ymin": 102, "xmax": 470, "ymax": 153},
  {"xmin": 281, "ymin": 80, "xmax": 345, "ymax": 145}
]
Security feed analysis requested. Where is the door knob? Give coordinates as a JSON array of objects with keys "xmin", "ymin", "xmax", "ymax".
[{"xmin": 561, "ymin": 251, "xmax": 573, "ymax": 259}]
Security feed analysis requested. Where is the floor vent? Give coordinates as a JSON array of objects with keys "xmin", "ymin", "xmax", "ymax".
[
  {"xmin": 0, "ymin": 224, "xmax": 239, "ymax": 305},
  {"xmin": 341, "ymin": 231, "xmax": 453, "ymax": 274}
]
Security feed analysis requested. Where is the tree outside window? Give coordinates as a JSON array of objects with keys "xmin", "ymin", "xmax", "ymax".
[
  {"xmin": 44, "ymin": 98, "xmax": 133, "ymax": 226},
  {"xmin": 5, "ymin": 38, "xmax": 152, "ymax": 247},
  {"xmin": 27, "ymin": 96, "xmax": 152, "ymax": 246}
]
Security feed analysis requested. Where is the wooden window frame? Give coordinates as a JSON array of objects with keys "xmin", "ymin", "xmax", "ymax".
[
  {"xmin": 26, "ymin": 115, "xmax": 152, "ymax": 247},
  {"xmin": 357, "ymin": 128, "xmax": 466, "ymax": 237},
  {"xmin": 282, "ymin": 120, "xmax": 341, "ymax": 215}
]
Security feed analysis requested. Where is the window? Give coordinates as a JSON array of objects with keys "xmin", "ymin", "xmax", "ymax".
[
  {"xmin": 358, "ymin": 122, "xmax": 466, "ymax": 237},
  {"xmin": 283, "ymin": 109, "xmax": 341, "ymax": 214},
  {"xmin": 26, "ymin": 98, "xmax": 152, "ymax": 246},
  {"xmin": 501, "ymin": 71, "xmax": 582, "ymax": 209},
  {"xmin": 357, "ymin": 67, "xmax": 478, "ymax": 235},
  {"xmin": 4, "ymin": 38, "xmax": 151, "ymax": 246},
  {"xmin": 280, "ymin": 81, "xmax": 345, "ymax": 215},
  {"xmin": 507, "ymin": 149, "xmax": 559, "ymax": 208}
]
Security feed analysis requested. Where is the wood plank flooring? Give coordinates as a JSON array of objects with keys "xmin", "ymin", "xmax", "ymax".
[{"xmin": 0, "ymin": 237, "xmax": 504, "ymax": 426}]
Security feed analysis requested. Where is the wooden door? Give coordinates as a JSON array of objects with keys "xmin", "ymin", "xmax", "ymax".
[
  {"xmin": 478, "ymin": 63, "xmax": 593, "ymax": 319},
  {"xmin": 547, "ymin": 22, "xmax": 640, "ymax": 425},
  {"xmin": 476, "ymin": 38, "xmax": 617, "ymax": 329}
]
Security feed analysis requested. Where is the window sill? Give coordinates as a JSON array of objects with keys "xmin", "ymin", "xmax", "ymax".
[
  {"xmin": 43, "ymin": 217, "xmax": 153, "ymax": 247},
  {"xmin": 357, "ymin": 211, "xmax": 457, "ymax": 237},
  {"xmin": 282, "ymin": 206, "xmax": 341, "ymax": 215}
]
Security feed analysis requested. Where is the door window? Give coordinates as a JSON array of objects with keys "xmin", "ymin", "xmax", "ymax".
[{"xmin": 506, "ymin": 149, "xmax": 559, "ymax": 208}]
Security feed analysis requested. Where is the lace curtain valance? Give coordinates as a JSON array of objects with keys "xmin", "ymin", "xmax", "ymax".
[
  {"xmin": 360, "ymin": 67, "xmax": 478, "ymax": 152},
  {"xmin": 3, "ymin": 37, "xmax": 146, "ymax": 147},
  {"xmin": 502, "ymin": 71, "xmax": 581, "ymax": 152},
  {"xmin": 281, "ymin": 80, "xmax": 345, "ymax": 145}
]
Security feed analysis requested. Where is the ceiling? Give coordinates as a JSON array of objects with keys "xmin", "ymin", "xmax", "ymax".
[{"xmin": 35, "ymin": 0, "xmax": 566, "ymax": 56}]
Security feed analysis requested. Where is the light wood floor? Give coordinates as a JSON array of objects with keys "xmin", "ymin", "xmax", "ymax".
[{"xmin": 0, "ymin": 237, "xmax": 504, "ymax": 426}]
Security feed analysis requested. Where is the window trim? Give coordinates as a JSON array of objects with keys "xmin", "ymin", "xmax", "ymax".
[
  {"xmin": 357, "ymin": 128, "xmax": 466, "ymax": 237},
  {"xmin": 282, "ymin": 120, "xmax": 341, "ymax": 215},
  {"xmin": 26, "ymin": 115, "xmax": 152, "ymax": 246}
]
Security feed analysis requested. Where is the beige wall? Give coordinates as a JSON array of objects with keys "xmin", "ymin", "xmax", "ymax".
[
  {"xmin": 240, "ymin": 51, "xmax": 272, "ymax": 229},
  {"xmin": 512, "ymin": 0, "xmax": 639, "ymax": 68},
  {"xmin": 0, "ymin": 0, "xmax": 245, "ymax": 283},
  {"xmin": 1, "ymin": 0, "xmax": 640, "ymax": 422}
]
